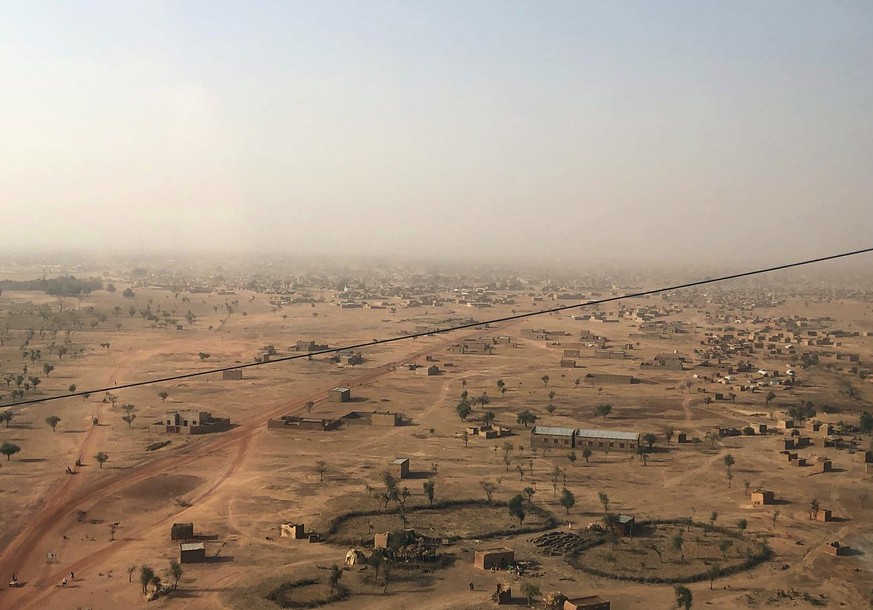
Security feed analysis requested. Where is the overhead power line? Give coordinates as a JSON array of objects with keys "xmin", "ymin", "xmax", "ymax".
[{"xmin": 3, "ymin": 245, "xmax": 872, "ymax": 409}]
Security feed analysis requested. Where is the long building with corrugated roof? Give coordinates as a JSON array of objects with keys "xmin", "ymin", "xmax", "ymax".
[{"xmin": 530, "ymin": 426, "xmax": 640, "ymax": 451}]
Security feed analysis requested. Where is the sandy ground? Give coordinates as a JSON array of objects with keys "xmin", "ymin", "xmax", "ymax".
[{"xmin": 0, "ymin": 279, "xmax": 871, "ymax": 609}]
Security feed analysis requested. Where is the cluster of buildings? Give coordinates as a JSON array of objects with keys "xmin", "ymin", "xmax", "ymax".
[{"xmin": 530, "ymin": 426, "xmax": 641, "ymax": 452}]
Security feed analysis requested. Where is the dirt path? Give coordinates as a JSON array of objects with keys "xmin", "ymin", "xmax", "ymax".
[{"xmin": 0, "ymin": 326, "xmax": 499, "ymax": 607}]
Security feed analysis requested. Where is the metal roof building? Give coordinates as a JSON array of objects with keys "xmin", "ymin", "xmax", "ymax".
[{"xmin": 576, "ymin": 429, "xmax": 640, "ymax": 441}]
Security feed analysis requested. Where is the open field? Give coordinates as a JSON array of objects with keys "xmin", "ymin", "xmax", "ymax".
[{"xmin": 1, "ymin": 261, "xmax": 872, "ymax": 609}]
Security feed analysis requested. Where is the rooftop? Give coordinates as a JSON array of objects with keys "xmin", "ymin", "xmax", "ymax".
[
  {"xmin": 576, "ymin": 428, "xmax": 640, "ymax": 441},
  {"xmin": 180, "ymin": 542, "xmax": 205, "ymax": 552},
  {"xmin": 531, "ymin": 426, "xmax": 576, "ymax": 436}
]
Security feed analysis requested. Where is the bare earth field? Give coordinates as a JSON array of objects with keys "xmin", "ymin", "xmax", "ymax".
[{"xmin": 1, "ymin": 268, "xmax": 872, "ymax": 610}]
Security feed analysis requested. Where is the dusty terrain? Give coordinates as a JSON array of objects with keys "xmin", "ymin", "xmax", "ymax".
[{"xmin": 0, "ymin": 262, "xmax": 872, "ymax": 610}]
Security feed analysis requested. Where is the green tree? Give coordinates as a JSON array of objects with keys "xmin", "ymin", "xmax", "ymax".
[
  {"xmin": 859, "ymin": 411, "xmax": 873, "ymax": 434},
  {"xmin": 521, "ymin": 582, "xmax": 541, "ymax": 606},
  {"xmin": 675, "ymin": 585, "xmax": 693, "ymax": 610},
  {"xmin": 158, "ymin": 391, "xmax": 169, "ymax": 403},
  {"xmin": 541, "ymin": 375, "xmax": 550, "ymax": 387},
  {"xmin": 42, "ymin": 363, "xmax": 54, "ymax": 377},
  {"xmin": 598, "ymin": 491, "xmax": 610, "ymax": 515},
  {"xmin": 508, "ymin": 494, "xmax": 526, "ymax": 525},
  {"xmin": 719, "ymin": 539, "xmax": 733, "ymax": 559},
  {"xmin": 1, "ymin": 442, "xmax": 21, "ymax": 460},
  {"xmin": 198, "ymin": 352, "xmax": 210, "ymax": 361},
  {"xmin": 765, "ymin": 390, "xmax": 776, "ymax": 407},
  {"xmin": 122, "ymin": 413, "xmax": 136, "ymax": 428},
  {"xmin": 594, "ymin": 404, "xmax": 612, "ymax": 419},
  {"xmin": 672, "ymin": 534, "xmax": 685, "ymax": 561},
  {"xmin": 665, "ymin": 428, "xmax": 675, "ymax": 444},
  {"xmin": 707, "ymin": 563, "xmax": 722, "ymax": 590},
  {"xmin": 0, "ymin": 411, "xmax": 13, "ymax": 428},
  {"xmin": 95, "ymin": 451, "xmax": 109, "ymax": 469},
  {"xmin": 456, "ymin": 401, "xmax": 472, "ymax": 420},
  {"xmin": 736, "ymin": 518, "xmax": 748, "ymax": 536},
  {"xmin": 582, "ymin": 447, "xmax": 592, "ymax": 463},
  {"xmin": 709, "ymin": 511, "xmax": 718, "ymax": 527},
  {"xmin": 169, "ymin": 559, "xmax": 182, "ymax": 590},
  {"xmin": 559, "ymin": 488, "xmax": 576, "ymax": 514},
  {"xmin": 643, "ymin": 432, "xmax": 657, "ymax": 449},
  {"xmin": 723, "ymin": 454, "xmax": 735, "ymax": 476},
  {"xmin": 482, "ymin": 411, "xmax": 496, "ymax": 426},
  {"xmin": 546, "ymin": 404, "xmax": 557, "ymax": 415},
  {"xmin": 516, "ymin": 410, "xmax": 537, "ymax": 428},
  {"xmin": 496, "ymin": 379, "xmax": 505, "ymax": 392},
  {"xmin": 45, "ymin": 415, "xmax": 61, "ymax": 432},
  {"xmin": 140, "ymin": 565, "xmax": 155, "ymax": 595}
]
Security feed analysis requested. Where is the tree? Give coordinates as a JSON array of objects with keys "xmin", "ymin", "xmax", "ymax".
[
  {"xmin": 582, "ymin": 447, "xmax": 592, "ymax": 463},
  {"xmin": 496, "ymin": 379, "xmax": 505, "ymax": 392},
  {"xmin": 567, "ymin": 451, "xmax": 577, "ymax": 467},
  {"xmin": 0, "ymin": 411, "xmax": 13, "ymax": 428},
  {"xmin": 594, "ymin": 404, "xmax": 612, "ymax": 419},
  {"xmin": 68, "ymin": 384, "xmax": 76, "ymax": 393},
  {"xmin": 1, "ymin": 442, "xmax": 21, "ymax": 461},
  {"xmin": 719, "ymin": 539, "xmax": 733, "ymax": 559},
  {"xmin": 809, "ymin": 498, "xmax": 820, "ymax": 520},
  {"xmin": 671, "ymin": 534, "xmax": 685, "ymax": 561},
  {"xmin": 559, "ymin": 488, "xmax": 576, "ymax": 514},
  {"xmin": 43, "ymin": 363, "xmax": 54, "ymax": 377},
  {"xmin": 315, "ymin": 460, "xmax": 328, "ymax": 482},
  {"xmin": 665, "ymin": 428, "xmax": 675, "ymax": 444},
  {"xmin": 456, "ymin": 401, "xmax": 472, "ymax": 421},
  {"xmin": 546, "ymin": 404, "xmax": 557, "ymax": 415},
  {"xmin": 499, "ymin": 441, "xmax": 514, "ymax": 471},
  {"xmin": 122, "ymin": 414, "xmax": 136, "ymax": 428},
  {"xmin": 736, "ymin": 518, "xmax": 748, "ymax": 536},
  {"xmin": 548, "ymin": 390, "xmax": 556, "ymax": 401},
  {"xmin": 158, "ymin": 391, "xmax": 168, "ymax": 403},
  {"xmin": 140, "ymin": 565, "xmax": 155, "ymax": 595},
  {"xmin": 765, "ymin": 390, "xmax": 776, "ymax": 407},
  {"xmin": 198, "ymin": 352, "xmax": 210, "ymax": 361},
  {"xmin": 516, "ymin": 410, "xmax": 537, "ymax": 428},
  {"xmin": 329, "ymin": 563, "xmax": 342, "ymax": 594},
  {"xmin": 541, "ymin": 375, "xmax": 549, "ymax": 387},
  {"xmin": 480, "ymin": 480, "xmax": 498, "ymax": 505},
  {"xmin": 45, "ymin": 415, "xmax": 61, "ymax": 432},
  {"xmin": 707, "ymin": 563, "xmax": 721, "ymax": 589},
  {"xmin": 709, "ymin": 511, "xmax": 718, "ymax": 527},
  {"xmin": 521, "ymin": 582, "xmax": 541, "ymax": 606},
  {"xmin": 723, "ymin": 454, "xmax": 735, "ymax": 477},
  {"xmin": 305, "ymin": 400, "xmax": 315, "ymax": 414},
  {"xmin": 675, "ymin": 585, "xmax": 693, "ymax": 610},
  {"xmin": 127, "ymin": 565, "xmax": 136, "ymax": 583},
  {"xmin": 643, "ymin": 432, "xmax": 657, "ymax": 450},
  {"xmin": 859, "ymin": 411, "xmax": 873, "ymax": 434},
  {"xmin": 169, "ymin": 559, "xmax": 182, "ymax": 590},
  {"xmin": 95, "ymin": 451, "xmax": 109, "ymax": 469},
  {"xmin": 598, "ymin": 491, "xmax": 610, "ymax": 515},
  {"xmin": 423, "ymin": 479, "xmax": 435, "ymax": 506},
  {"xmin": 523, "ymin": 486, "xmax": 536, "ymax": 504},
  {"xmin": 482, "ymin": 411, "xmax": 496, "ymax": 426},
  {"xmin": 508, "ymin": 494, "xmax": 526, "ymax": 525}
]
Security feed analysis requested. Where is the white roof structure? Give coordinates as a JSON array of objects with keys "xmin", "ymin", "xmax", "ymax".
[
  {"xmin": 531, "ymin": 426, "xmax": 576, "ymax": 436},
  {"xmin": 180, "ymin": 542, "xmax": 205, "ymax": 552},
  {"xmin": 576, "ymin": 429, "xmax": 640, "ymax": 441}
]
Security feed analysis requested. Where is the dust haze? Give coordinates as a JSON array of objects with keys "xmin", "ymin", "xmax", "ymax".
[{"xmin": 2, "ymin": 2, "xmax": 872, "ymax": 264}]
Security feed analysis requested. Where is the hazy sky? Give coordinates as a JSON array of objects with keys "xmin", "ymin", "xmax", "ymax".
[{"xmin": 1, "ymin": 1, "xmax": 871, "ymax": 264}]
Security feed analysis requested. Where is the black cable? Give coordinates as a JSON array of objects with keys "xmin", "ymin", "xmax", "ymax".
[{"xmin": 3, "ymin": 245, "xmax": 872, "ymax": 409}]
